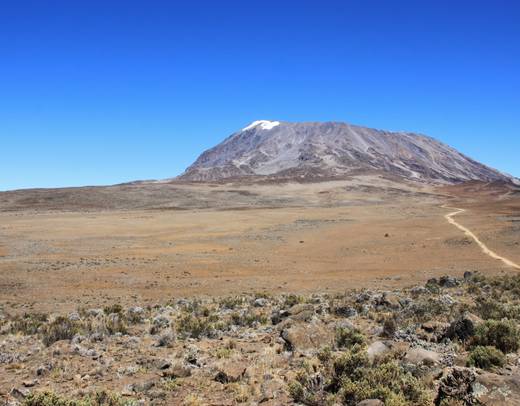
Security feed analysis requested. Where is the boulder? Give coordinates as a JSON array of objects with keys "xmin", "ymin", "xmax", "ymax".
[
  {"xmin": 367, "ymin": 341, "xmax": 390, "ymax": 362},
  {"xmin": 214, "ymin": 361, "xmax": 248, "ymax": 383},
  {"xmin": 404, "ymin": 348, "xmax": 441, "ymax": 366},
  {"xmin": 434, "ymin": 367, "xmax": 476, "ymax": 406},
  {"xmin": 281, "ymin": 321, "xmax": 334, "ymax": 355},
  {"xmin": 474, "ymin": 370, "xmax": 520, "ymax": 405},
  {"xmin": 445, "ymin": 313, "xmax": 482, "ymax": 341}
]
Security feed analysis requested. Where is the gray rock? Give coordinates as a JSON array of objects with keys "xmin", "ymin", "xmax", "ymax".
[
  {"xmin": 367, "ymin": 341, "xmax": 390, "ymax": 362},
  {"xmin": 254, "ymin": 298, "xmax": 269, "ymax": 307},
  {"xmin": 404, "ymin": 348, "xmax": 441, "ymax": 366}
]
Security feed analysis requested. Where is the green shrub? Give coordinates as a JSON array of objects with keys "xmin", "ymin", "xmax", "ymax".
[
  {"xmin": 219, "ymin": 296, "xmax": 244, "ymax": 310},
  {"xmin": 475, "ymin": 297, "xmax": 520, "ymax": 320},
  {"xmin": 289, "ymin": 345, "xmax": 431, "ymax": 405},
  {"xmin": 103, "ymin": 304, "xmax": 124, "ymax": 316},
  {"xmin": 473, "ymin": 319, "xmax": 520, "ymax": 353},
  {"xmin": 335, "ymin": 327, "xmax": 365, "ymax": 349},
  {"xmin": 24, "ymin": 390, "xmax": 135, "ymax": 406},
  {"xmin": 229, "ymin": 311, "xmax": 268, "ymax": 327},
  {"xmin": 176, "ymin": 313, "xmax": 218, "ymax": 339},
  {"xmin": 283, "ymin": 294, "xmax": 304, "ymax": 308},
  {"xmin": 467, "ymin": 346, "xmax": 505, "ymax": 370}
]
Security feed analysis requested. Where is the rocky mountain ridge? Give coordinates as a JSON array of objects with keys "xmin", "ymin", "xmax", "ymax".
[{"xmin": 180, "ymin": 120, "xmax": 515, "ymax": 184}]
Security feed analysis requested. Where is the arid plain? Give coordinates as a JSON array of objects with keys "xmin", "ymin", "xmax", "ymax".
[{"xmin": 1, "ymin": 175, "xmax": 518, "ymax": 313}]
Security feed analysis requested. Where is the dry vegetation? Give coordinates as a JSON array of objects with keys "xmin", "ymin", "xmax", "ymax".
[{"xmin": 2, "ymin": 272, "xmax": 520, "ymax": 405}]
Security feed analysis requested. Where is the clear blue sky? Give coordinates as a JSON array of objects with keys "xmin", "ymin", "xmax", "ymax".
[{"xmin": 1, "ymin": 0, "xmax": 519, "ymax": 191}]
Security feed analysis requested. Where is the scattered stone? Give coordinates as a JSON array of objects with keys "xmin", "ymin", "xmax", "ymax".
[
  {"xmin": 254, "ymin": 298, "xmax": 269, "ymax": 307},
  {"xmin": 214, "ymin": 361, "xmax": 248, "ymax": 383},
  {"xmin": 22, "ymin": 380, "xmax": 37, "ymax": 388}
]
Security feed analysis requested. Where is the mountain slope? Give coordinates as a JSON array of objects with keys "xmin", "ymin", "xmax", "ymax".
[{"xmin": 180, "ymin": 120, "xmax": 514, "ymax": 184}]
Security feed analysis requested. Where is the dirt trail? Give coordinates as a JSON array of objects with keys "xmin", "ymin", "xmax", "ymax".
[{"xmin": 444, "ymin": 206, "xmax": 520, "ymax": 270}]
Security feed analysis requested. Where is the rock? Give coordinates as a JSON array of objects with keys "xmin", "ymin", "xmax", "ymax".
[
  {"xmin": 475, "ymin": 370, "xmax": 520, "ymax": 404},
  {"xmin": 434, "ymin": 367, "xmax": 476, "ymax": 406},
  {"xmin": 411, "ymin": 286, "xmax": 428, "ymax": 296},
  {"xmin": 367, "ymin": 341, "xmax": 390, "ymax": 362},
  {"xmin": 335, "ymin": 320, "xmax": 355, "ymax": 331},
  {"xmin": 156, "ymin": 359, "xmax": 171, "ymax": 370},
  {"xmin": 357, "ymin": 400, "xmax": 384, "ymax": 406},
  {"xmin": 214, "ymin": 361, "xmax": 248, "ymax": 383},
  {"xmin": 131, "ymin": 379, "xmax": 156, "ymax": 393},
  {"xmin": 463, "ymin": 271, "xmax": 474, "ymax": 280},
  {"xmin": 254, "ymin": 298, "xmax": 269, "ymax": 307},
  {"xmin": 22, "ymin": 380, "xmax": 37, "ymax": 388},
  {"xmin": 169, "ymin": 362, "xmax": 192, "ymax": 378},
  {"xmin": 445, "ymin": 313, "xmax": 482, "ymax": 341},
  {"xmin": 270, "ymin": 309, "xmax": 290, "ymax": 325},
  {"xmin": 355, "ymin": 291, "xmax": 372, "ymax": 303},
  {"xmin": 259, "ymin": 376, "xmax": 284, "ymax": 402},
  {"xmin": 439, "ymin": 276, "xmax": 460, "ymax": 288},
  {"xmin": 68, "ymin": 312, "xmax": 81, "ymax": 321},
  {"xmin": 404, "ymin": 348, "xmax": 441, "ymax": 366},
  {"xmin": 420, "ymin": 321, "xmax": 450, "ymax": 342},
  {"xmin": 87, "ymin": 308, "xmax": 104, "ymax": 317},
  {"xmin": 289, "ymin": 309, "xmax": 314, "ymax": 322},
  {"xmin": 288, "ymin": 303, "xmax": 313, "ymax": 315},
  {"xmin": 334, "ymin": 305, "xmax": 358, "ymax": 318},
  {"xmin": 127, "ymin": 307, "xmax": 145, "ymax": 322},
  {"xmin": 379, "ymin": 293, "xmax": 401, "ymax": 309},
  {"xmin": 439, "ymin": 294, "xmax": 455, "ymax": 306},
  {"xmin": 10, "ymin": 387, "xmax": 31, "ymax": 400},
  {"xmin": 152, "ymin": 315, "xmax": 170, "ymax": 331},
  {"xmin": 281, "ymin": 321, "xmax": 334, "ymax": 355}
]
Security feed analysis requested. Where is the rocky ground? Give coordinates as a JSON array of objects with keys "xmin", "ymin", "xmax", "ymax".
[{"xmin": 2, "ymin": 272, "xmax": 520, "ymax": 405}]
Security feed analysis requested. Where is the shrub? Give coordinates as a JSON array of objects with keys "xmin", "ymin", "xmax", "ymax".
[
  {"xmin": 382, "ymin": 316, "xmax": 397, "ymax": 338},
  {"xmin": 104, "ymin": 313, "xmax": 127, "ymax": 335},
  {"xmin": 42, "ymin": 317, "xmax": 83, "ymax": 346},
  {"xmin": 10, "ymin": 313, "xmax": 48, "ymax": 335},
  {"xmin": 176, "ymin": 313, "xmax": 218, "ymax": 339},
  {"xmin": 335, "ymin": 327, "xmax": 365, "ymax": 349},
  {"xmin": 467, "ymin": 346, "xmax": 505, "ymax": 370},
  {"xmin": 219, "ymin": 296, "xmax": 244, "ymax": 310},
  {"xmin": 473, "ymin": 319, "xmax": 520, "ymax": 353},
  {"xmin": 24, "ymin": 390, "xmax": 135, "ymax": 406},
  {"xmin": 283, "ymin": 294, "xmax": 304, "ymax": 308},
  {"xmin": 229, "ymin": 311, "xmax": 268, "ymax": 327},
  {"xmin": 103, "ymin": 304, "xmax": 124, "ymax": 316},
  {"xmin": 289, "ymin": 345, "xmax": 431, "ymax": 405},
  {"xmin": 475, "ymin": 297, "xmax": 520, "ymax": 320}
]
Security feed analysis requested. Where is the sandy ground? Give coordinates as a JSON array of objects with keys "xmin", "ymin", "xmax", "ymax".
[{"xmin": 0, "ymin": 178, "xmax": 518, "ymax": 313}]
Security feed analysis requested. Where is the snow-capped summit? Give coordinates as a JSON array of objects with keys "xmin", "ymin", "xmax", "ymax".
[{"xmin": 242, "ymin": 120, "xmax": 281, "ymax": 131}]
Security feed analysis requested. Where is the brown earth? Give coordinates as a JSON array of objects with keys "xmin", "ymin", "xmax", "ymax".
[{"xmin": 0, "ymin": 177, "xmax": 519, "ymax": 313}]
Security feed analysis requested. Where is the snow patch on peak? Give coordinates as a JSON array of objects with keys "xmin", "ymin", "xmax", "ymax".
[{"xmin": 242, "ymin": 120, "xmax": 280, "ymax": 132}]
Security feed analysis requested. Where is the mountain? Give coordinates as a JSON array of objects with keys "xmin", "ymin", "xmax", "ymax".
[{"xmin": 180, "ymin": 120, "xmax": 515, "ymax": 184}]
